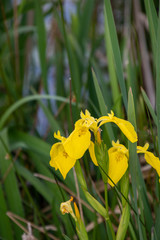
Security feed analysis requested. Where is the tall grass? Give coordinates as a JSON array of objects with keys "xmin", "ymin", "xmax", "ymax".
[{"xmin": 0, "ymin": 0, "xmax": 160, "ymax": 239}]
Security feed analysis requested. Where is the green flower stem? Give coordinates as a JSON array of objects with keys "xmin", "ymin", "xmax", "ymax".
[
  {"xmin": 116, "ymin": 170, "xmax": 130, "ymax": 240},
  {"xmin": 105, "ymin": 183, "xmax": 116, "ymax": 240},
  {"xmin": 94, "ymin": 141, "xmax": 115, "ymax": 239},
  {"xmin": 74, "ymin": 161, "xmax": 108, "ymax": 219}
]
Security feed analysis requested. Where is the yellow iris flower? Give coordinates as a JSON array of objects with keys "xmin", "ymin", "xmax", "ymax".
[
  {"xmin": 63, "ymin": 110, "xmax": 98, "ymax": 159},
  {"xmin": 50, "ymin": 110, "xmax": 138, "ymax": 179},
  {"xmin": 105, "ymin": 141, "xmax": 160, "ymax": 187},
  {"xmin": 107, "ymin": 140, "xmax": 129, "ymax": 187},
  {"xmin": 49, "ymin": 131, "xmax": 77, "ymax": 179}
]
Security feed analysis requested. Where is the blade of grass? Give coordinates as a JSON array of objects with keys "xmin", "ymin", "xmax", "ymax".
[
  {"xmin": 9, "ymin": 130, "xmax": 50, "ymax": 160},
  {"xmin": 144, "ymin": 0, "xmax": 158, "ymax": 60},
  {"xmin": 92, "ymin": 69, "xmax": 115, "ymax": 145},
  {"xmin": 0, "ymin": 128, "xmax": 24, "ymax": 238},
  {"xmin": 104, "ymin": 0, "xmax": 127, "ymax": 111},
  {"xmin": 56, "ymin": 0, "xmax": 81, "ymax": 104},
  {"xmin": 78, "ymin": 0, "xmax": 95, "ymax": 45},
  {"xmin": 34, "ymin": 0, "xmax": 47, "ymax": 92},
  {"xmin": 104, "ymin": 5, "xmax": 121, "ymax": 117},
  {"xmin": 141, "ymin": 88, "xmax": 157, "ymax": 126},
  {"xmin": 0, "ymin": 185, "xmax": 14, "ymax": 240},
  {"xmin": 128, "ymin": 88, "xmax": 145, "ymax": 240},
  {"xmin": 15, "ymin": 162, "xmax": 53, "ymax": 203},
  {"xmin": 156, "ymin": 7, "xmax": 160, "ymax": 155},
  {"xmin": 0, "ymin": 94, "xmax": 71, "ymax": 130}
]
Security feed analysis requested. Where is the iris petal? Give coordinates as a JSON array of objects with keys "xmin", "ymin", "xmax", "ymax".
[
  {"xmin": 64, "ymin": 128, "xmax": 91, "ymax": 159},
  {"xmin": 108, "ymin": 147, "xmax": 128, "ymax": 187},
  {"xmin": 50, "ymin": 142, "xmax": 76, "ymax": 179},
  {"xmin": 98, "ymin": 113, "xmax": 137, "ymax": 143},
  {"xmin": 88, "ymin": 141, "xmax": 98, "ymax": 166}
]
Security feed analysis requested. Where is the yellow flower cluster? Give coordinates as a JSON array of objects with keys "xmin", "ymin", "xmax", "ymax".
[
  {"xmin": 50, "ymin": 109, "xmax": 160, "ymax": 186},
  {"xmin": 50, "ymin": 110, "xmax": 137, "ymax": 180}
]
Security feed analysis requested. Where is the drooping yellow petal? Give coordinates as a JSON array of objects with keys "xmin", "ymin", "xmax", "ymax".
[
  {"xmin": 144, "ymin": 152, "xmax": 160, "ymax": 176},
  {"xmin": 50, "ymin": 142, "xmax": 76, "ymax": 179},
  {"xmin": 108, "ymin": 147, "xmax": 129, "ymax": 187},
  {"xmin": 137, "ymin": 143, "xmax": 160, "ymax": 179},
  {"xmin": 63, "ymin": 127, "xmax": 91, "ymax": 159},
  {"xmin": 98, "ymin": 111, "xmax": 138, "ymax": 143},
  {"xmin": 88, "ymin": 141, "xmax": 98, "ymax": 166}
]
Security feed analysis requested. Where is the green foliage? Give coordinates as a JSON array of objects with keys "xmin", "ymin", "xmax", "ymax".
[{"xmin": 0, "ymin": 0, "xmax": 160, "ymax": 239}]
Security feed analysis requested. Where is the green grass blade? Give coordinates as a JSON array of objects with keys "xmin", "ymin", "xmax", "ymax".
[
  {"xmin": 78, "ymin": 0, "xmax": 95, "ymax": 44},
  {"xmin": 92, "ymin": 69, "xmax": 115, "ymax": 144},
  {"xmin": 56, "ymin": 3, "xmax": 81, "ymax": 103},
  {"xmin": 34, "ymin": 0, "xmax": 47, "ymax": 91},
  {"xmin": 141, "ymin": 88, "xmax": 157, "ymax": 126},
  {"xmin": 104, "ymin": 0, "xmax": 127, "ymax": 110},
  {"xmin": 104, "ymin": 5, "xmax": 121, "ymax": 117},
  {"xmin": 128, "ymin": 89, "xmax": 145, "ymax": 240},
  {"xmin": 155, "ymin": 205, "xmax": 160, "ymax": 238},
  {"xmin": 10, "ymin": 130, "xmax": 50, "ymax": 160},
  {"xmin": 0, "ymin": 94, "xmax": 70, "ymax": 130},
  {"xmin": 0, "ymin": 185, "xmax": 14, "ymax": 240},
  {"xmin": 0, "ymin": 128, "xmax": 24, "ymax": 238},
  {"xmin": 156, "ymin": 9, "xmax": 160, "ymax": 154},
  {"xmin": 144, "ymin": 0, "xmax": 158, "ymax": 59},
  {"xmin": 15, "ymin": 162, "xmax": 53, "ymax": 203}
]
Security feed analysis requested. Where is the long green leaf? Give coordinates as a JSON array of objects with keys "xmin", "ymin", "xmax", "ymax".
[
  {"xmin": 141, "ymin": 88, "xmax": 157, "ymax": 126},
  {"xmin": 92, "ymin": 69, "xmax": 114, "ymax": 144},
  {"xmin": 15, "ymin": 162, "xmax": 53, "ymax": 203},
  {"xmin": 156, "ymin": 9, "xmax": 160, "ymax": 155},
  {"xmin": 34, "ymin": 0, "xmax": 47, "ymax": 91},
  {"xmin": 0, "ymin": 94, "xmax": 70, "ymax": 130},
  {"xmin": 104, "ymin": 4, "xmax": 121, "ymax": 116},
  {"xmin": 104, "ymin": 0, "xmax": 127, "ymax": 110},
  {"xmin": 0, "ymin": 129, "xmax": 24, "ymax": 238},
  {"xmin": 0, "ymin": 185, "xmax": 13, "ymax": 240},
  {"xmin": 144, "ymin": 0, "xmax": 158, "ymax": 59},
  {"xmin": 128, "ymin": 89, "xmax": 145, "ymax": 240}
]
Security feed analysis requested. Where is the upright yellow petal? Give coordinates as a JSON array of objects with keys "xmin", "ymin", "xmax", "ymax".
[
  {"xmin": 88, "ymin": 141, "xmax": 98, "ymax": 166},
  {"xmin": 64, "ymin": 127, "xmax": 91, "ymax": 159},
  {"xmin": 74, "ymin": 202, "xmax": 80, "ymax": 222},
  {"xmin": 77, "ymin": 110, "xmax": 98, "ymax": 132},
  {"xmin": 137, "ymin": 143, "xmax": 149, "ymax": 153},
  {"xmin": 50, "ymin": 142, "xmax": 76, "ymax": 179},
  {"xmin": 98, "ymin": 111, "xmax": 138, "ymax": 143},
  {"xmin": 54, "ymin": 130, "xmax": 66, "ymax": 142},
  {"xmin": 108, "ymin": 147, "xmax": 129, "ymax": 187}
]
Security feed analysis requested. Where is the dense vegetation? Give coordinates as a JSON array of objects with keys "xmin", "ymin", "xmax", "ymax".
[{"xmin": 0, "ymin": 0, "xmax": 160, "ymax": 239}]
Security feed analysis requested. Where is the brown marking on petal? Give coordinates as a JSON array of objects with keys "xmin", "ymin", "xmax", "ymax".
[
  {"xmin": 116, "ymin": 152, "xmax": 124, "ymax": 162},
  {"xmin": 63, "ymin": 151, "xmax": 68, "ymax": 158}
]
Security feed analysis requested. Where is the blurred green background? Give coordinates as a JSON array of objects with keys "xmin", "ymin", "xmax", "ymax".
[{"xmin": 0, "ymin": 0, "xmax": 160, "ymax": 239}]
